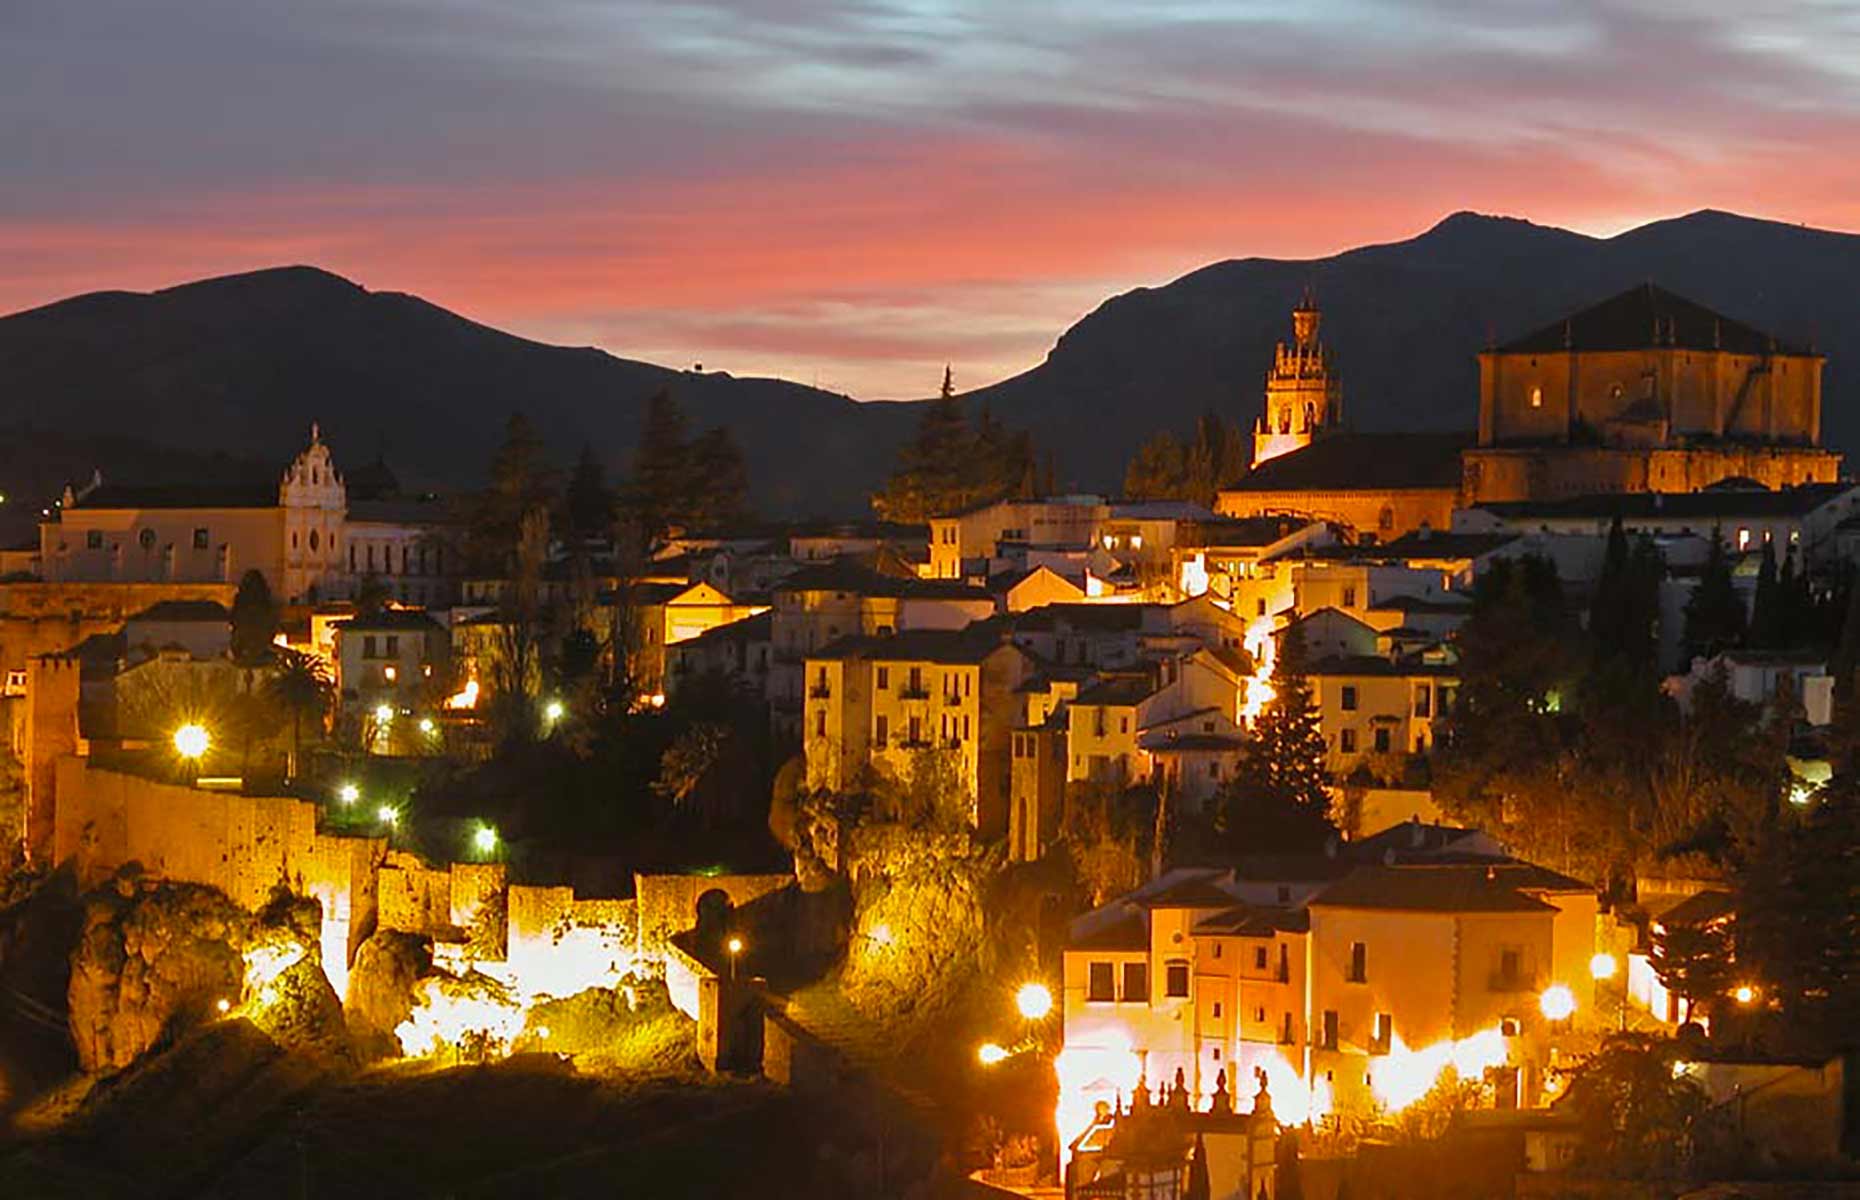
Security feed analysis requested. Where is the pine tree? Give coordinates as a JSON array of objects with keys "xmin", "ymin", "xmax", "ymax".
[
  {"xmin": 229, "ymin": 570, "xmax": 279, "ymax": 667},
  {"xmin": 564, "ymin": 443, "xmax": 614, "ymax": 541},
  {"xmin": 634, "ymin": 389, "xmax": 694, "ymax": 534},
  {"xmin": 472, "ymin": 412, "xmax": 558, "ymax": 570},
  {"xmin": 1681, "ymin": 527, "xmax": 1746, "ymax": 668},
  {"xmin": 1215, "ymin": 628, "xmax": 1336, "ymax": 851},
  {"xmin": 1749, "ymin": 540, "xmax": 1781, "ymax": 648},
  {"xmin": 1588, "ymin": 516, "xmax": 1630, "ymax": 656},
  {"xmin": 687, "ymin": 426, "xmax": 749, "ymax": 528}
]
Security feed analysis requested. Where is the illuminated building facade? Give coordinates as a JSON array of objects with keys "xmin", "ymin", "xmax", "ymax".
[{"xmin": 1253, "ymin": 298, "xmax": 1342, "ymax": 469}]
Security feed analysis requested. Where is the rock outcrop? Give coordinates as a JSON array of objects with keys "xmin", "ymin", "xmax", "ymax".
[
  {"xmin": 344, "ymin": 929, "xmax": 432, "ymax": 1054},
  {"xmin": 67, "ymin": 878, "xmax": 248, "ymax": 1073}
]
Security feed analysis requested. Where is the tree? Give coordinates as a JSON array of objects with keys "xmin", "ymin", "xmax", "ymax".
[
  {"xmin": 686, "ymin": 426, "xmax": 749, "ymax": 528},
  {"xmin": 1650, "ymin": 916, "xmax": 1734, "ymax": 1025},
  {"xmin": 633, "ymin": 389, "xmax": 694, "ymax": 534},
  {"xmin": 1124, "ymin": 432, "xmax": 1188, "ymax": 501},
  {"xmin": 471, "ymin": 412, "xmax": 558, "ymax": 571},
  {"xmin": 1212, "ymin": 629, "xmax": 1335, "ymax": 852},
  {"xmin": 874, "ymin": 367, "xmax": 971, "ymax": 521},
  {"xmin": 267, "ymin": 649, "xmax": 333, "ymax": 779},
  {"xmin": 1681, "ymin": 527, "xmax": 1746, "ymax": 667},
  {"xmin": 1748, "ymin": 540, "xmax": 1781, "ymax": 648},
  {"xmin": 230, "ymin": 570, "xmax": 279, "ymax": 667},
  {"xmin": 564, "ymin": 442, "xmax": 614, "ymax": 541},
  {"xmin": 1121, "ymin": 414, "xmax": 1249, "ymax": 507},
  {"xmin": 1562, "ymin": 1035, "xmax": 1705, "ymax": 1178}
]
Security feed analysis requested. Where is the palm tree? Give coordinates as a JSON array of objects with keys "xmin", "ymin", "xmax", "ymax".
[{"xmin": 268, "ymin": 649, "xmax": 334, "ymax": 780}]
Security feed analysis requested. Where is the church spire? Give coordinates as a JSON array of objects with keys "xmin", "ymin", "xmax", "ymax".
[{"xmin": 1252, "ymin": 297, "xmax": 1342, "ymax": 470}]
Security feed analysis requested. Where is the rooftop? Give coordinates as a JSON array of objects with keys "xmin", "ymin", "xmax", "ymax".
[
  {"xmin": 126, "ymin": 599, "xmax": 230, "ymax": 623},
  {"xmin": 1224, "ymin": 432, "xmax": 1472, "ymax": 495},
  {"xmin": 810, "ymin": 627, "xmax": 1016, "ymax": 666},
  {"xmin": 1313, "ymin": 865, "xmax": 1560, "ymax": 913},
  {"xmin": 70, "ymin": 480, "xmax": 280, "ymax": 511},
  {"xmin": 1307, "ymin": 653, "xmax": 1459, "ymax": 678},
  {"xmin": 1475, "ymin": 483, "xmax": 1857, "ymax": 523},
  {"xmin": 774, "ymin": 557, "xmax": 989, "ymax": 602},
  {"xmin": 335, "ymin": 609, "xmax": 444, "ymax": 633},
  {"xmin": 1493, "ymin": 282, "xmax": 1813, "ymax": 357}
]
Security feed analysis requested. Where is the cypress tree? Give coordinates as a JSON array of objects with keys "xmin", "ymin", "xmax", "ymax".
[
  {"xmin": 1681, "ymin": 527, "xmax": 1746, "ymax": 668},
  {"xmin": 1749, "ymin": 540, "xmax": 1781, "ymax": 648}
]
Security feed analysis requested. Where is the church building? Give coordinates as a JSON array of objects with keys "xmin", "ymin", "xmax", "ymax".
[{"xmin": 1252, "ymin": 296, "xmax": 1340, "ymax": 469}]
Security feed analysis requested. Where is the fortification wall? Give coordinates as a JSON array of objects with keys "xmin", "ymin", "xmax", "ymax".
[
  {"xmin": 634, "ymin": 871, "xmax": 791, "ymax": 967},
  {"xmin": 52, "ymin": 758, "xmax": 387, "ymax": 995}
]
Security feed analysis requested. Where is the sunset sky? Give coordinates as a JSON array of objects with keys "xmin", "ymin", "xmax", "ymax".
[{"xmin": 5, "ymin": 1, "xmax": 1859, "ymax": 399}]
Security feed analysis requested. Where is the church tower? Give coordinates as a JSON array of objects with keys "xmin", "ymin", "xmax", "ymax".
[{"xmin": 1252, "ymin": 296, "xmax": 1342, "ymax": 469}]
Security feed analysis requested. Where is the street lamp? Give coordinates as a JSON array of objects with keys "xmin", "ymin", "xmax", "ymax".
[
  {"xmin": 544, "ymin": 699, "xmax": 566, "ymax": 726},
  {"xmin": 337, "ymin": 782, "xmax": 359, "ymax": 806},
  {"xmin": 726, "ymin": 935, "xmax": 744, "ymax": 981},
  {"xmin": 978, "ymin": 1042, "xmax": 1009, "ymax": 1066},
  {"xmin": 1589, "ymin": 953, "xmax": 1618, "ymax": 981},
  {"xmin": 173, "ymin": 723, "xmax": 210, "ymax": 760},
  {"xmin": 1539, "ymin": 984, "xmax": 1577, "ymax": 1023},
  {"xmin": 1016, "ymin": 981, "xmax": 1054, "ymax": 1021},
  {"xmin": 473, "ymin": 824, "xmax": 498, "ymax": 855},
  {"xmin": 374, "ymin": 703, "xmax": 394, "ymax": 724},
  {"xmin": 377, "ymin": 804, "xmax": 399, "ymax": 828},
  {"xmin": 1734, "ymin": 984, "xmax": 1756, "ymax": 1006}
]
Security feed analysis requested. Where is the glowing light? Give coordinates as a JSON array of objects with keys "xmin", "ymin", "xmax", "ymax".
[
  {"xmin": 418, "ymin": 717, "xmax": 436, "ymax": 735},
  {"xmin": 216, "ymin": 998, "xmax": 231, "ymax": 1014},
  {"xmin": 1540, "ymin": 984, "xmax": 1577, "ymax": 1022},
  {"xmin": 172, "ymin": 723, "xmax": 210, "ymax": 759},
  {"xmin": 544, "ymin": 699, "xmax": 566, "ymax": 723},
  {"xmin": 727, "ymin": 936, "xmax": 744, "ymax": 956},
  {"xmin": 374, "ymin": 703, "xmax": 394, "ymax": 723},
  {"xmin": 445, "ymin": 678, "xmax": 480, "ymax": 710},
  {"xmin": 242, "ymin": 938, "xmax": 307, "ymax": 1004},
  {"xmin": 384, "ymin": 665, "xmax": 398, "ymax": 682},
  {"xmin": 979, "ymin": 1042, "xmax": 1010, "ymax": 1066},
  {"xmin": 1734, "ymin": 984, "xmax": 1755, "ymax": 1005},
  {"xmin": 1016, "ymin": 982, "xmax": 1054, "ymax": 1021},
  {"xmin": 394, "ymin": 975, "xmax": 527, "ymax": 1059},
  {"xmin": 1590, "ymin": 952, "xmax": 1618, "ymax": 981},
  {"xmin": 473, "ymin": 824, "xmax": 498, "ymax": 854},
  {"xmin": 1371, "ymin": 1027, "xmax": 1509, "ymax": 1113},
  {"xmin": 1055, "ymin": 1032, "xmax": 1143, "ymax": 1168},
  {"xmin": 1238, "ymin": 616, "xmax": 1278, "ymax": 724},
  {"xmin": 536, "ymin": 1025, "xmax": 551, "ymax": 1040},
  {"xmin": 377, "ymin": 804, "xmax": 399, "ymax": 827},
  {"xmin": 649, "ymin": 692, "xmax": 666, "ymax": 709},
  {"xmin": 337, "ymin": 783, "xmax": 359, "ymax": 805}
]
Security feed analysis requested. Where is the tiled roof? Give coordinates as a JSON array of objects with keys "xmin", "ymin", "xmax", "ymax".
[
  {"xmin": 1013, "ymin": 602, "xmax": 1157, "ymax": 633},
  {"xmin": 335, "ymin": 609, "xmax": 444, "ymax": 632},
  {"xmin": 775, "ymin": 557, "xmax": 989, "ymax": 601},
  {"xmin": 1194, "ymin": 905, "xmax": 1309, "ymax": 936},
  {"xmin": 1074, "ymin": 673, "xmax": 1158, "ymax": 707},
  {"xmin": 126, "ymin": 600, "xmax": 229, "ymax": 623},
  {"xmin": 811, "ymin": 627, "xmax": 1015, "ymax": 666},
  {"xmin": 1140, "ymin": 731, "xmax": 1245, "ymax": 752},
  {"xmin": 1307, "ymin": 653, "xmax": 1458, "ymax": 678},
  {"xmin": 1475, "ymin": 483, "xmax": 1856, "ymax": 523},
  {"xmin": 1312, "ymin": 866, "xmax": 1559, "ymax": 913},
  {"xmin": 1367, "ymin": 531, "xmax": 1520, "ymax": 560},
  {"xmin": 1224, "ymin": 433, "xmax": 1471, "ymax": 495},
  {"xmin": 1494, "ymin": 283, "xmax": 1811, "ymax": 357},
  {"xmin": 1070, "ymin": 908, "xmax": 1149, "ymax": 951},
  {"xmin": 1657, "ymin": 888, "xmax": 1736, "ymax": 928},
  {"xmin": 679, "ymin": 609, "xmax": 773, "ymax": 646},
  {"xmin": 73, "ymin": 481, "xmax": 279, "ymax": 510},
  {"xmin": 1140, "ymin": 877, "xmax": 1242, "ymax": 910},
  {"xmin": 1190, "ymin": 515, "xmax": 1317, "ymax": 548}
]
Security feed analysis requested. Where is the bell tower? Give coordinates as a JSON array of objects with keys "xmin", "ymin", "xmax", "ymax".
[{"xmin": 1252, "ymin": 295, "xmax": 1342, "ymax": 469}]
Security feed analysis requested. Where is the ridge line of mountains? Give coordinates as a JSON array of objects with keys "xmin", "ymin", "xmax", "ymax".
[{"xmin": 0, "ymin": 208, "xmax": 1855, "ymax": 529}]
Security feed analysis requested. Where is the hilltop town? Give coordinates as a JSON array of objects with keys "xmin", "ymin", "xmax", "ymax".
[{"xmin": 1, "ymin": 280, "xmax": 1857, "ymax": 1197}]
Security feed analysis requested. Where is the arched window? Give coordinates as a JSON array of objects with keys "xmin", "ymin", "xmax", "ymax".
[
  {"xmin": 1378, "ymin": 506, "xmax": 1395, "ymax": 532},
  {"xmin": 139, "ymin": 528, "xmax": 156, "ymax": 550},
  {"xmin": 1529, "ymin": 386, "xmax": 1543, "ymax": 409},
  {"xmin": 1304, "ymin": 402, "xmax": 1316, "ymax": 431},
  {"xmin": 309, "ymin": 529, "xmax": 319, "ymax": 551},
  {"xmin": 1278, "ymin": 410, "xmax": 1291, "ymax": 434}
]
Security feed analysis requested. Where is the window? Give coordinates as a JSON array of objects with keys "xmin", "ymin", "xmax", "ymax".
[
  {"xmin": 1088, "ymin": 962, "xmax": 1115, "ymax": 1002},
  {"xmin": 1372, "ymin": 1013, "xmax": 1393, "ymax": 1054},
  {"xmin": 1340, "ymin": 728, "xmax": 1357, "ymax": 753},
  {"xmin": 1209, "ymin": 761, "xmax": 1221, "ymax": 779},
  {"xmin": 1254, "ymin": 947, "xmax": 1268, "ymax": 970},
  {"xmin": 1341, "ymin": 685, "xmax": 1358, "ymax": 711},
  {"xmin": 1373, "ymin": 727, "xmax": 1391, "ymax": 753},
  {"xmin": 1414, "ymin": 686, "xmax": 1432, "ymax": 718},
  {"xmin": 1737, "ymin": 527, "xmax": 1752, "ymax": 552},
  {"xmin": 1377, "ymin": 506, "xmax": 1394, "ymax": 532},
  {"xmin": 193, "ymin": 528, "xmax": 209, "ymax": 549},
  {"xmin": 1342, "ymin": 586, "xmax": 1357, "ymax": 608},
  {"xmin": 1255, "ymin": 1006, "xmax": 1266, "ymax": 1023},
  {"xmin": 1122, "ymin": 961, "xmax": 1148, "ymax": 1002},
  {"xmin": 1165, "ymin": 962, "xmax": 1190, "ymax": 998},
  {"xmin": 1281, "ymin": 1012, "xmax": 1294, "ymax": 1044},
  {"xmin": 1321, "ymin": 1010, "xmax": 1339, "ymax": 1050},
  {"xmin": 875, "ymin": 715, "xmax": 889, "ymax": 746},
  {"xmin": 86, "ymin": 530, "xmax": 103, "ymax": 550},
  {"xmin": 1529, "ymin": 385, "xmax": 1543, "ymax": 409},
  {"xmin": 310, "ymin": 529, "xmax": 319, "ymax": 551},
  {"xmin": 1212, "ymin": 1002, "xmax": 1222, "ymax": 1018},
  {"xmin": 1278, "ymin": 943, "xmax": 1290, "ymax": 983},
  {"xmin": 814, "ymin": 710, "xmax": 826, "ymax": 737},
  {"xmin": 138, "ymin": 528, "xmax": 156, "ymax": 550},
  {"xmin": 385, "ymin": 635, "xmax": 399, "ymax": 656},
  {"xmin": 363, "ymin": 635, "xmax": 378, "ymax": 659},
  {"xmin": 1349, "ymin": 942, "xmax": 1367, "ymax": 983},
  {"xmin": 876, "ymin": 666, "xmax": 889, "ymax": 690}
]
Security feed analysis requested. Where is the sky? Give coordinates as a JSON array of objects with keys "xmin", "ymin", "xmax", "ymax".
[{"xmin": 4, "ymin": 1, "xmax": 1859, "ymax": 400}]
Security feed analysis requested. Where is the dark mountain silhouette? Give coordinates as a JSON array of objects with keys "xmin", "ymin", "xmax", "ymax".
[
  {"xmin": 968, "ymin": 209, "xmax": 1860, "ymax": 490},
  {"xmin": 1, "ymin": 210, "xmax": 1854, "ymax": 518},
  {"xmin": 0, "ymin": 266, "xmax": 916, "ymax": 517}
]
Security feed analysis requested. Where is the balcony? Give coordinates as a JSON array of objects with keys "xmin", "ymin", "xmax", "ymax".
[
  {"xmin": 943, "ymin": 692, "xmax": 962, "ymax": 706},
  {"xmin": 899, "ymin": 686, "xmax": 930, "ymax": 700},
  {"xmin": 808, "ymin": 683, "xmax": 831, "ymax": 699},
  {"xmin": 899, "ymin": 737, "xmax": 932, "ymax": 750}
]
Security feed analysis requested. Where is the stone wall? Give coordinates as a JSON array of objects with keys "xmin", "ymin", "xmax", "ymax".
[
  {"xmin": 52, "ymin": 758, "xmax": 387, "ymax": 997},
  {"xmin": 633, "ymin": 871, "xmax": 791, "ymax": 968}
]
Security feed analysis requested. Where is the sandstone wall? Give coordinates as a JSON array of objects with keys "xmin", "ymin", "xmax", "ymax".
[
  {"xmin": 52, "ymin": 759, "xmax": 387, "ymax": 995},
  {"xmin": 634, "ymin": 871, "xmax": 790, "ymax": 968}
]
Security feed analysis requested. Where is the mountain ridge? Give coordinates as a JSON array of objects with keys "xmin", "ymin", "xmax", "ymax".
[{"xmin": 2, "ymin": 208, "xmax": 1855, "ymax": 517}]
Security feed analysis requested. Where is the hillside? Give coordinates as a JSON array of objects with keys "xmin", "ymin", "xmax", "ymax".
[
  {"xmin": 0, "ymin": 268, "xmax": 914, "ymax": 517},
  {"xmin": 971, "ymin": 210, "xmax": 1860, "ymax": 490},
  {"xmin": 1, "ymin": 210, "xmax": 1856, "ymax": 516}
]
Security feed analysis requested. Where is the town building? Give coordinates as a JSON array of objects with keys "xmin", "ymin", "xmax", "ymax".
[
  {"xmin": 1306, "ymin": 651, "xmax": 1458, "ymax": 777},
  {"xmin": 1253, "ymin": 297, "xmax": 1342, "ymax": 469},
  {"xmin": 1218, "ymin": 433, "xmax": 1471, "ymax": 545},
  {"xmin": 1462, "ymin": 283, "xmax": 1841, "ymax": 504}
]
